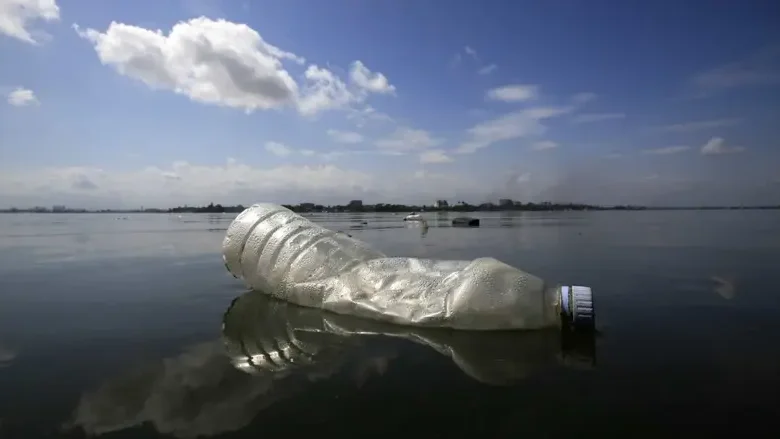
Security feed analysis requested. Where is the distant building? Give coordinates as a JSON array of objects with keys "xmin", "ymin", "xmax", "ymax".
[
  {"xmin": 299, "ymin": 202, "xmax": 315, "ymax": 211},
  {"xmin": 52, "ymin": 205, "xmax": 66, "ymax": 212},
  {"xmin": 347, "ymin": 200, "xmax": 363, "ymax": 210},
  {"xmin": 434, "ymin": 200, "xmax": 449, "ymax": 208},
  {"xmin": 498, "ymin": 198, "xmax": 514, "ymax": 208}
]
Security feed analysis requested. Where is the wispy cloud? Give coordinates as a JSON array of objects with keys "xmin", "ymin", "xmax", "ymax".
[
  {"xmin": 0, "ymin": 0, "xmax": 60, "ymax": 44},
  {"xmin": 346, "ymin": 106, "xmax": 394, "ymax": 127},
  {"xmin": 452, "ymin": 45, "xmax": 498, "ymax": 75},
  {"xmin": 264, "ymin": 141, "xmax": 293, "ymax": 157},
  {"xmin": 571, "ymin": 112, "xmax": 625, "ymax": 124},
  {"xmin": 419, "ymin": 149, "xmax": 453, "ymax": 164},
  {"xmin": 374, "ymin": 127, "xmax": 443, "ymax": 154},
  {"xmin": 700, "ymin": 137, "xmax": 745, "ymax": 155},
  {"xmin": 642, "ymin": 145, "xmax": 691, "ymax": 155},
  {"xmin": 327, "ymin": 129, "xmax": 364, "ymax": 144},
  {"xmin": 571, "ymin": 92, "xmax": 598, "ymax": 105},
  {"xmin": 456, "ymin": 106, "xmax": 572, "ymax": 154},
  {"xmin": 653, "ymin": 118, "xmax": 742, "ymax": 133},
  {"xmin": 477, "ymin": 64, "xmax": 497, "ymax": 75},
  {"xmin": 689, "ymin": 45, "xmax": 780, "ymax": 97},
  {"xmin": 531, "ymin": 140, "xmax": 558, "ymax": 151},
  {"xmin": 486, "ymin": 84, "xmax": 538, "ymax": 103},
  {"xmin": 464, "ymin": 45, "xmax": 478, "ymax": 60},
  {"xmin": 268, "ymin": 143, "xmax": 350, "ymax": 161}
]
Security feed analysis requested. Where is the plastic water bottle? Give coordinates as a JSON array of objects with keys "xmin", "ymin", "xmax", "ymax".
[{"xmin": 222, "ymin": 203, "xmax": 595, "ymax": 331}]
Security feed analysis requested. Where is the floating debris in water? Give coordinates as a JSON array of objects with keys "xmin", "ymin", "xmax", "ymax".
[{"xmin": 452, "ymin": 217, "xmax": 480, "ymax": 227}]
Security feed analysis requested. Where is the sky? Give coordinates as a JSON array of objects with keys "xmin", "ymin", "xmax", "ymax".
[{"xmin": 1, "ymin": 0, "xmax": 779, "ymax": 209}]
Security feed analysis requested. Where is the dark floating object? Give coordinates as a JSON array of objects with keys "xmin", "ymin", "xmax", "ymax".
[{"xmin": 452, "ymin": 217, "xmax": 480, "ymax": 227}]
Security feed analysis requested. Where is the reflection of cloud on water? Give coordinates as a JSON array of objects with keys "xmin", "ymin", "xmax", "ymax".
[
  {"xmin": 711, "ymin": 275, "xmax": 736, "ymax": 300},
  {"xmin": 65, "ymin": 305, "xmax": 393, "ymax": 437},
  {"xmin": 0, "ymin": 345, "xmax": 16, "ymax": 367},
  {"xmin": 66, "ymin": 340, "xmax": 389, "ymax": 438},
  {"xmin": 67, "ymin": 343, "xmax": 276, "ymax": 437},
  {"xmin": 678, "ymin": 274, "xmax": 738, "ymax": 300}
]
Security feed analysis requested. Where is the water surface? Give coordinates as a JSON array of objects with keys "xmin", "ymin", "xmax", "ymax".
[{"xmin": 1, "ymin": 210, "xmax": 778, "ymax": 437}]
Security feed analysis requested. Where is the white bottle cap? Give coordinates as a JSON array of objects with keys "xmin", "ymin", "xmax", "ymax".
[{"xmin": 560, "ymin": 285, "xmax": 595, "ymax": 330}]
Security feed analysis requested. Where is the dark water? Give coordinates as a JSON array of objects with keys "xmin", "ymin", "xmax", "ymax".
[{"xmin": 1, "ymin": 210, "xmax": 779, "ymax": 438}]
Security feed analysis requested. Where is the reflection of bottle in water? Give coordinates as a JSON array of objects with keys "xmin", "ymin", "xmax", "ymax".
[
  {"xmin": 223, "ymin": 204, "xmax": 595, "ymax": 331},
  {"xmin": 222, "ymin": 292, "xmax": 596, "ymax": 386}
]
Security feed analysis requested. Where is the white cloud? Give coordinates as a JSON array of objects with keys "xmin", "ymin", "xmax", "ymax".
[
  {"xmin": 486, "ymin": 84, "xmax": 538, "ymax": 102},
  {"xmin": 531, "ymin": 141, "xmax": 558, "ymax": 151},
  {"xmin": 642, "ymin": 145, "xmax": 691, "ymax": 155},
  {"xmin": 571, "ymin": 112, "xmax": 625, "ymax": 124},
  {"xmin": 0, "ymin": 0, "xmax": 59, "ymax": 44},
  {"xmin": 374, "ymin": 127, "xmax": 443, "ymax": 154},
  {"xmin": 327, "ymin": 129, "xmax": 364, "ymax": 144},
  {"xmin": 477, "ymin": 64, "xmax": 497, "ymax": 75},
  {"xmin": 264, "ymin": 141, "xmax": 293, "ymax": 157},
  {"xmin": 654, "ymin": 118, "xmax": 742, "ymax": 133},
  {"xmin": 6, "ymin": 87, "xmax": 38, "ymax": 106},
  {"xmin": 464, "ymin": 45, "xmax": 477, "ymax": 59},
  {"xmin": 74, "ymin": 18, "xmax": 394, "ymax": 116},
  {"xmin": 456, "ymin": 106, "xmax": 572, "ymax": 154},
  {"xmin": 700, "ymin": 137, "xmax": 745, "ymax": 155},
  {"xmin": 296, "ymin": 65, "xmax": 355, "ymax": 115},
  {"xmin": 419, "ymin": 149, "xmax": 453, "ymax": 164},
  {"xmin": 349, "ymin": 61, "xmax": 396, "ymax": 95}
]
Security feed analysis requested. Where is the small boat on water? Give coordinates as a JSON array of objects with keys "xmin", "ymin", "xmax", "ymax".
[{"xmin": 403, "ymin": 212, "xmax": 425, "ymax": 221}]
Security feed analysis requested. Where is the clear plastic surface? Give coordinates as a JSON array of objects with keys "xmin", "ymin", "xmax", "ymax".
[{"xmin": 222, "ymin": 203, "xmax": 563, "ymax": 330}]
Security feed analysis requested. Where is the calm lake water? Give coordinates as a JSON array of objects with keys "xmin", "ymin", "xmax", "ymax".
[{"xmin": 1, "ymin": 210, "xmax": 779, "ymax": 438}]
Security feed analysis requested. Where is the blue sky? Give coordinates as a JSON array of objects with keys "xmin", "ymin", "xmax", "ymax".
[{"xmin": 1, "ymin": 0, "xmax": 779, "ymax": 208}]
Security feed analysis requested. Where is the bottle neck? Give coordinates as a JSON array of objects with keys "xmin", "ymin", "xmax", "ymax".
[
  {"xmin": 553, "ymin": 285, "xmax": 595, "ymax": 331},
  {"xmin": 543, "ymin": 284, "xmax": 565, "ymax": 328},
  {"xmin": 546, "ymin": 284, "xmax": 597, "ymax": 367}
]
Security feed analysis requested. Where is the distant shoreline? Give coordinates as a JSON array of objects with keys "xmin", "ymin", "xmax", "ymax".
[{"xmin": 2, "ymin": 205, "xmax": 779, "ymax": 214}]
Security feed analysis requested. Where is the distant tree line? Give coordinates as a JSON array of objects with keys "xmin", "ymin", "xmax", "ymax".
[
  {"xmin": 2, "ymin": 202, "xmax": 779, "ymax": 214},
  {"xmin": 168, "ymin": 202, "xmax": 245, "ymax": 213}
]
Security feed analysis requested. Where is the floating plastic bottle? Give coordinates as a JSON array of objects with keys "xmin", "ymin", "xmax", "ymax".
[{"xmin": 222, "ymin": 203, "xmax": 595, "ymax": 331}]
